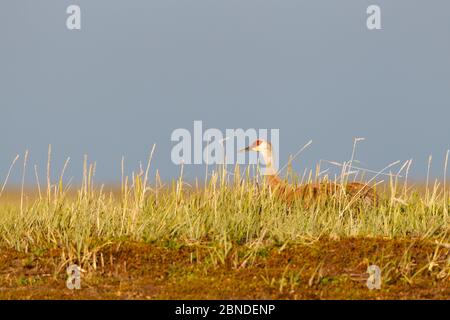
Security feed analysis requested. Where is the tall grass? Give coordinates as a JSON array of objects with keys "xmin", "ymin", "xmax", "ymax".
[{"xmin": 0, "ymin": 146, "xmax": 449, "ymax": 268}]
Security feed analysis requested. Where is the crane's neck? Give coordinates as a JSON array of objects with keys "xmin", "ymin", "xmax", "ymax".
[
  {"xmin": 260, "ymin": 148, "xmax": 282, "ymax": 187},
  {"xmin": 259, "ymin": 148, "xmax": 273, "ymax": 172}
]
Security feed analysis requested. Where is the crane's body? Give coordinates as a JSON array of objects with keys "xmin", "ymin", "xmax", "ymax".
[{"xmin": 242, "ymin": 139, "xmax": 377, "ymax": 204}]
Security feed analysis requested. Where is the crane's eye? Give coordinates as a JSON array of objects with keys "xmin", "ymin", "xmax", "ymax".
[{"xmin": 255, "ymin": 140, "xmax": 262, "ymax": 146}]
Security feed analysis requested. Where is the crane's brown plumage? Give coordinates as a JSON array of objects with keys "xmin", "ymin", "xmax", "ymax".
[
  {"xmin": 266, "ymin": 174, "xmax": 377, "ymax": 205},
  {"xmin": 243, "ymin": 139, "xmax": 377, "ymax": 205}
]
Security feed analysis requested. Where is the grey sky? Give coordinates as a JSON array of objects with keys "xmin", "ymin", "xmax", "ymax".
[{"xmin": 1, "ymin": 0, "xmax": 450, "ymax": 185}]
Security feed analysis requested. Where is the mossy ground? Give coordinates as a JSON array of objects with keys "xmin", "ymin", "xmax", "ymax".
[{"xmin": 1, "ymin": 238, "xmax": 448, "ymax": 299}]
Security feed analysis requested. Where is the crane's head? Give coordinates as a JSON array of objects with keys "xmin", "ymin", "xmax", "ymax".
[
  {"xmin": 241, "ymin": 139, "xmax": 272, "ymax": 154},
  {"xmin": 241, "ymin": 139, "xmax": 275, "ymax": 172}
]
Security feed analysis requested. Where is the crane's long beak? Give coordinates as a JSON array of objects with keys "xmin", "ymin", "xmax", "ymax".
[{"xmin": 239, "ymin": 146, "xmax": 251, "ymax": 153}]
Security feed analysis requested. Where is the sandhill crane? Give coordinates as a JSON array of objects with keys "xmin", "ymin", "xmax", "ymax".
[{"xmin": 242, "ymin": 139, "xmax": 376, "ymax": 204}]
